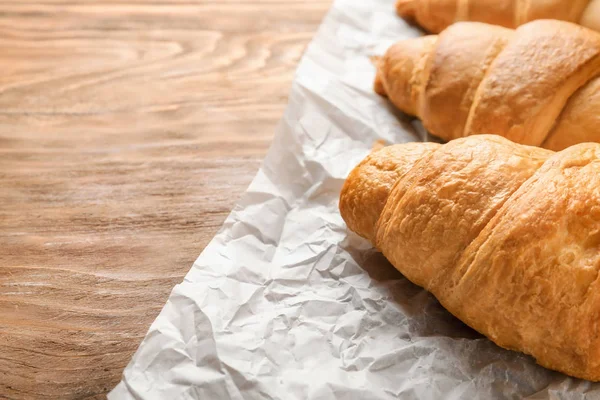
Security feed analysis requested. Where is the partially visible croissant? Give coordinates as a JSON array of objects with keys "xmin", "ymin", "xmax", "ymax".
[
  {"xmin": 375, "ymin": 19, "xmax": 600, "ymax": 151},
  {"xmin": 339, "ymin": 134, "xmax": 600, "ymax": 381},
  {"xmin": 396, "ymin": 0, "xmax": 600, "ymax": 33}
]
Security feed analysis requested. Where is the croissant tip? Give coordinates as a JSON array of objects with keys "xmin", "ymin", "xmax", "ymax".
[
  {"xmin": 373, "ymin": 57, "xmax": 388, "ymax": 97},
  {"xmin": 371, "ymin": 139, "xmax": 387, "ymax": 152},
  {"xmin": 369, "ymin": 55, "xmax": 381, "ymax": 65},
  {"xmin": 395, "ymin": 0, "xmax": 416, "ymax": 18}
]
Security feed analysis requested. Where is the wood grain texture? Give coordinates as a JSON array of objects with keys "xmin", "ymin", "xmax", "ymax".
[{"xmin": 0, "ymin": 1, "xmax": 332, "ymax": 398}]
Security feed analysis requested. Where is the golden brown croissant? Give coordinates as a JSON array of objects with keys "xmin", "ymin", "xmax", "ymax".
[
  {"xmin": 374, "ymin": 19, "xmax": 600, "ymax": 151},
  {"xmin": 339, "ymin": 134, "xmax": 600, "ymax": 381},
  {"xmin": 396, "ymin": 0, "xmax": 600, "ymax": 33}
]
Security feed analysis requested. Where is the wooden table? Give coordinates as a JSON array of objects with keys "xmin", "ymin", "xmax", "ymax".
[{"xmin": 0, "ymin": 1, "xmax": 331, "ymax": 398}]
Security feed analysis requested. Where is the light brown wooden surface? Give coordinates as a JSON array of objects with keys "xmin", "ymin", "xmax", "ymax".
[{"xmin": 0, "ymin": 1, "xmax": 332, "ymax": 398}]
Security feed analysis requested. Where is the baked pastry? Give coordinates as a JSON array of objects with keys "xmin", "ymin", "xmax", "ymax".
[
  {"xmin": 339, "ymin": 134, "xmax": 600, "ymax": 381},
  {"xmin": 396, "ymin": 0, "xmax": 600, "ymax": 33},
  {"xmin": 374, "ymin": 19, "xmax": 600, "ymax": 151}
]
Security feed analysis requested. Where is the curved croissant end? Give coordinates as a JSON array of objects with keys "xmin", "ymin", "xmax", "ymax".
[
  {"xmin": 339, "ymin": 142, "xmax": 440, "ymax": 243},
  {"xmin": 395, "ymin": 0, "xmax": 416, "ymax": 20},
  {"xmin": 374, "ymin": 35, "xmax": 437, "ymax": 117},
  {"xmin": 395, "ymin": 0, "xmax": 458, "ymax": 34},
  {"xmin": 340, "ymin": 134, "xmax": 600, "ymax": 381}
]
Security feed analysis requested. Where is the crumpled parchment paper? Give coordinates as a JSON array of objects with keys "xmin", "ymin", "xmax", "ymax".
[{"xmin": 109, "ymin": 1, "xmax": 600, "ymax": 398}]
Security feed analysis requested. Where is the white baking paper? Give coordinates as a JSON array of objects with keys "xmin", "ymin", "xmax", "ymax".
[{"xmin": 109, "ymin": 0, "xmax": 600, "ymax": 398}]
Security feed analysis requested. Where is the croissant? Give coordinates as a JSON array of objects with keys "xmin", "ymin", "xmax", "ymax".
[
  {"xmin": 374, "ymin": 19, "xmax": 600, "ymax": 151},
  {"xmin": 396, "ymin": 0, "xmax": 600, "ymax": 33},
  {"xmin": 339, "ymin": 134, "xmax": 600, "ymax": 381}
]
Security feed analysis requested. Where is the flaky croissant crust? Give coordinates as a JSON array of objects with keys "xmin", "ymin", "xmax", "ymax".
[
  {"xmin": 375, "ymin": 19, "xmax": 600, "ymax": 151},
  {"xmin": 340, "ymin": 135, "xmax": 600, "ymax": 381}
]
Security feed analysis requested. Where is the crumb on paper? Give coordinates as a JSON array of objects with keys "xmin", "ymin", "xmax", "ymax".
[
  {"xmin": 372, "ymin": 139, "xmax": 387, "ymax": 152},
  {"xmin": 369, "ymin": 55, "xmax": 381, "ymax": 66}
]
